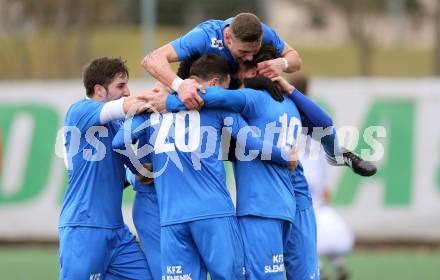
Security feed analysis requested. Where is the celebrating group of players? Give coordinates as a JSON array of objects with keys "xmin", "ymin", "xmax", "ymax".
[{"xmin": 59, "ymin": 12, "xmax": 376, "ymax": 280}]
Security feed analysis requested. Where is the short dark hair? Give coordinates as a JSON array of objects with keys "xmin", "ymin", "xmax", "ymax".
[
  {"xmin": 243, "ymin": 44, "xmax": 280, "ymax": 70},
  {"xmin": 177, "ymin": 54, "xmax": 201, "ymax": 79},
  {"xmin": 83, "ymin": 57, "xmax": 129, "ymax": 97},
  {"xmin": 189, "ymin": 54, "xmax": 230, "ymax": 83},
  {"xmin": 230, "ymin": 13, "xmax": 263, "ymax": 42}
]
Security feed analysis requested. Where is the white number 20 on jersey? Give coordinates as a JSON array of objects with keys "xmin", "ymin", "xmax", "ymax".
[{"xmin": 150, "ymin": 111, "xmax": 201, "ymax": 153}]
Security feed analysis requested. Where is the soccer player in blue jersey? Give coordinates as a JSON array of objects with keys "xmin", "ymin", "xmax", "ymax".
[
  {"xmin": 247, "ymin": 47, "xmax": 321, "ymax": 280},
  {"xmin": 59, "ymin": 57, "xmax": 159, "ymax": 280},
  {"xmin": 113, "ymin": 54, "xmax": 299, "ymax": 280},
  {"xmin": 142, "ymin": 12, "xmax": 301, "ymax": 108}
]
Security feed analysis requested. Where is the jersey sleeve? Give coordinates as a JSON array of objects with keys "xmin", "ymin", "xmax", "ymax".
[
  {"xmin": 171, "ymin": 27, "xmax": 209, "ymax": 61},
  {"xmin": 112, "ymin": 114, "xmax": 151, "ymax": 174},
  {"xmin": 261, "ymin": 23, "xmax": 285, "ymax": 55},
  {"xmin": 166, "ymin": 87, "xmax": 247, "ymax": 113},
  {"xmin": 71, "ymin": 100, "xmax": 105, "ymax": 131},
  {"xmin": 112, "ymin": 114, "xmax": 150, "ymax": 150},
  {"xmin": 225, "ymin": 112, "xmax": 289, "ymax": 167},
  {"xmin": 287, "ymin": 89, "xmax": 333, "ymax": 130},
  {"xmin": 137, "ymin": 126, "xmax": 152, "ymax": 165}
]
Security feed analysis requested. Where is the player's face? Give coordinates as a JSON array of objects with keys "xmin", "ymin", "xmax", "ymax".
[
  {"xmin": 226, "ymin": 32, "xmax": 261, "ymax": 63},
  {"xmin": 104, "ymin": 73, "xmax": 130, "ymax": 101}
]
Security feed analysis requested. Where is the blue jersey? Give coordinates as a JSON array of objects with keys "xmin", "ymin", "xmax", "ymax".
[
  {"xmin": 167, "ymin": 87, "xmax": 301, "ymax": 223},
  {"xmin": 171, "ymin": 18, "xmax": 285, "ymax": 84},
  {"xmin": 235, "ymin": 90, "xmax": 301, "ymax": 223},
  {"xmin": 60, "ymin": 99, "xmax": 126, "ymax": 228},
  {"xmin": 113, "ymin": 98, "xmax": 289, "ymax": 226}
]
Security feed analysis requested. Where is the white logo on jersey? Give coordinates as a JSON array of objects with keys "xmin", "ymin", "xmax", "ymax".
[
  {"xmin": 89, "ymin": 273, "xmax": 101, "ymax": 280},
  {"xmin": 210, "ymin": 38, "xmax": 224, "ymax": 49},
  {"xmin": 264, "ymin": 254, "xmax": 285, "ymax": 274},
  {"xmin": 164, "ymin": 265, "xmax": 192, "ymax": 280},
  {"xmin": 166, "ymin": 265, "xmax": 183, "ymax": 274}
]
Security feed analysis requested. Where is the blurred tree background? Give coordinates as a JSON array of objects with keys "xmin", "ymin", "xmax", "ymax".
[{"xmin": 0, "ymin": 0, "xmax": 436, "ymax": 79}]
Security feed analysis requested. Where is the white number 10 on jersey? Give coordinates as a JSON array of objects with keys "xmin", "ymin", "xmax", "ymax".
[{"xmin": 277, "ymin": 113, "xmax": 301, "ymax": 149}]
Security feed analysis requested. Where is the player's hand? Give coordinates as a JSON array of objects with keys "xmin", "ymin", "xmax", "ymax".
[
  {"xmin": 271, "ymin": 76, "xmax": 295, "ymax": 93},
  {"xmin": 287, "ymin": 146, "xmax": 299, "ymax": 170},
  {"xmin": 177, "ymin": 79, "xmax": 205, "ymax": 110},
  {"xmin": 136, "ymin": 164, "xmax": 154, "ymax": 185},
  {"xmin": 137, "ymin": 83, "xmax": 170, "ymax": 113},
  {"xmin": 257, "ymin": 58, "xmax": 286, "ymax": 79},
  {"xmin": 124, "ymin": 88, "xmax": 160, "ymax": 115}
]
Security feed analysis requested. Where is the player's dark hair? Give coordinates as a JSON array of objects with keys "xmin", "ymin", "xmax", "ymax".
[
  {"xmin": 255, "ymin": 44, "xmax": 281, "ymax": 64},
  {"xmin": 243, "ymin": 44, "xmax": 281, "ymax": 70},
  {"xmin": 244, "ymin": 77, "xmax": 284, "ymax": 102},
  {"xmin": 242, "ymin": 44, "xmax": 285, "ymax": 102},
  {"xmin": 230, "ymin": 13, "xmax": 263, "ymax": 42},
  {"xmin": 83, "ymin": 57, "xmax": 129, "ymax": 97},
  {"xmin": 189, "ymin": 54, "xmax": 230, "ymax": 83},
  {"xmin": 177, "ymin": 54, "xmax": 201, "ymax": 79}
]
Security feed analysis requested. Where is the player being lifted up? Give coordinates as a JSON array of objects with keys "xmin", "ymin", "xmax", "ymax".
[
  {"xmin": 142, "ymin": 12, "xmax": 301, "ymax": 107},
  {"xmin": 113, "ymin": 54, "xmax": 299, "ymax": 280}
]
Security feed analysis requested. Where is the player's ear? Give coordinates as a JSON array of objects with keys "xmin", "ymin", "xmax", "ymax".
[
  {"xmin": 224, "ymin": 29, "xmax": 232, "ymax": 45},
  {"xmin": 210, "ymin": 77, "xmax": 219, "ymax": 87},
  {"xmin": 93, "ymin": 84, "xmax": 106, "ymax": 99}
]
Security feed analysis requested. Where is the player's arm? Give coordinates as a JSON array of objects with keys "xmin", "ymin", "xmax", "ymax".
[
  {"xmin": 112, "ymin": 114, "xmax": 150, "ymax": 150},
  {"xmin": 279, "ymin": 42, "xmax": 301, "ymax": 73},
  {"xmin": 229, "ymin": 113, "xmax": 297, "ymax": 170},
  {"xmin": 257, "ymin": 44, "xmax": 301, "ymax": 78},
  {"xmin": 272, "ymin": 76, "xmax": 333, "ymax": 128},
  {"xmin": 99, "ymin": 87, "xmax": 168, "ymax": 125},
  {"xmin": 112, "ymin": 114, "xmax": 154, "ymax": 176},
  {"xmin": 141, "ymin": 35, "xmax": 205, "ymax": 109},
  {"xmin": 272, "ymin": 76, "xmax": 343, "ymax": 158},
  {"xmin": 257, "ymin": 24, "xmax": 302, "ymax": 78},
  {"xmin": 166, "ymin": 87, "xmax": 247, "ymax": 113},
  {"xmin": 166, "ymin": 87, "xmax": 267, "ymax": 121}
]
